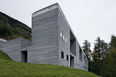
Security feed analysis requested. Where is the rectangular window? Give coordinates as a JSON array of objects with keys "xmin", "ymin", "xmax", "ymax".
[
  {"xmin": 63, "ymin": 35, "xmax": 65, "ymax": 40},
  {"xmin": 60, "ymin": 32, "xmax": 62, "ymax": 38},
  {"xmin": 67, "ymin": 55, "xmax": 69, "ymax": 61},
  {"xmin": 61, "ymin": 51, "xmax": 64, "ymax": 59},
  {"xmin": 65, "ymin": 38, "xmax": 67, "ymax": 42}
]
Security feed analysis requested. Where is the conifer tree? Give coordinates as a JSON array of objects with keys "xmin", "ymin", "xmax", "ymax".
[
  {"xmin": 102, "ymin": 35, "xmax": 116, "ymax": 77},
  {"xmin": 82, "ymin": 40, "xmax": 92, "ymax": 71},
  {"xmin": 82, "ymin": 40, "xmax": 91, "ymax": 60},
  {"xmin": 91, "ymin": 37, "xmax": 109, "ymax": 75}
]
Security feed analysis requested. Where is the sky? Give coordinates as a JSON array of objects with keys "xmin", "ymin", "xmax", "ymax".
[{"xmin": 0, "ymin": 0, "xmax": 116, "ymax": 50}]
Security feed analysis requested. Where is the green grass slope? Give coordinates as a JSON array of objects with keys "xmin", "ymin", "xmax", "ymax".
[
  {"xmin": 0, "ymin": 50, "xmax": 99, "ymax": 77},
  {"xmin": 0, "ymin": 50, "xmax": 11, "ymax": 60}
]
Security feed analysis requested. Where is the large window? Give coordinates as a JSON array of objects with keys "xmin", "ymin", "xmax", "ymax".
[{"xmin": 70, "ymin": 30, "xmax": 76, "ymax": 55}]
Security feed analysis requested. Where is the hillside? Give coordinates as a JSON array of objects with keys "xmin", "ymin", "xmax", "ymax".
[
  {"xmin": 0, "ymin": 50, "xmax": 99, "ymax": 77},
  {"xmin": 0, "ymin": 12, "xmax": 31, "ymax": 40}
]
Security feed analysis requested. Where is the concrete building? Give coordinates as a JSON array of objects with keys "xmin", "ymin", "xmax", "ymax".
[{"xmin": 0, "ymin": 3, "xmax": 88, "ymax": 71}]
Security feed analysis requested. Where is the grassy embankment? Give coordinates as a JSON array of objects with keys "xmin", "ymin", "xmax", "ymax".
[{"xmin": 0, "ymin": 50, "xmax": 99, "ymax": 77}]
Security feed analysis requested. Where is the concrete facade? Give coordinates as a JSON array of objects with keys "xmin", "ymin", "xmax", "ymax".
[
  {"xmin": 0, "ymin": 38, "xmax": 31, "ymax": 62},
  {"xmin": 0, "ymin": 3, "xmax": 88, "ymax": 71}
]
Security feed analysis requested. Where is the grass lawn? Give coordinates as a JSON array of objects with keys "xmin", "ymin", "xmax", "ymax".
[{"xmin": 0, "ymin": 50, "xmax": 100, "ymax": 77}]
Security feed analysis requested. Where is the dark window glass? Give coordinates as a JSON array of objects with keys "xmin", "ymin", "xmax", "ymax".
[
  {"xmin": 67, "ymin": 55, "xmax": 69, "ymax": 61},
  {"xmin": 61, "ymin": 51, "xmax": 64, "ymax": 59}
]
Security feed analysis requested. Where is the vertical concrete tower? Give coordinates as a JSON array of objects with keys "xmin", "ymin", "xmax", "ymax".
[{"xmin": 29, "ymin": 3, "xmax": 59, "ymax": 65}]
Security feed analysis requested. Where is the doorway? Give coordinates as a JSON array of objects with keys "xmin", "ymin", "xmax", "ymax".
[
  {"xmin": 70, "ymin": 55, "xmax": 74, "ymax": 67},
  {"xmin": 21, "ymin": 50, "xmax": 27, "ymax": 62}
]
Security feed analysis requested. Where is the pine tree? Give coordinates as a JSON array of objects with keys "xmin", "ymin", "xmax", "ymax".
[
  {"xmin": 102, "ymin": 35, "xmax": 116, "ymax": 77},
  {"xmin": 82, "ymin": 40, "xmax": 92, "ymax": 71},
  {"xmin": 91, "ymin": 37, "xmax": 109, "ymax": 75},
  {"xmin": 82, "ymin": 40, "xmax": 91, "ymax": 60}
]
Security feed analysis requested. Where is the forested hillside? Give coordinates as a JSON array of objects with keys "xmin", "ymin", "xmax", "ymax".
[{"xmin": 0, "ymin": 12, "xmax": 31, "ymax": 40}]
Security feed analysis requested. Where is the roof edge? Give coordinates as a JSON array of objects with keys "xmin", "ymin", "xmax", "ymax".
[{"xmin": 32, "ymin": 3, "xmax": 59, "ymax": 17}]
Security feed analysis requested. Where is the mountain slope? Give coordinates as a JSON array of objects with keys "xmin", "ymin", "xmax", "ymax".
[
  {"xmin": 0, "ymin": 50, "xmax": 99, "ymax": 77},
  {"xmin": 0, "ymin": 12, "xmax": 31, "ymax": 40}
]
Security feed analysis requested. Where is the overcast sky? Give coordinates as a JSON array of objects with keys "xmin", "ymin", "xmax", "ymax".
[{"xmin": 0, "ymin": 0, "xmax": 116, "ymax": 50}]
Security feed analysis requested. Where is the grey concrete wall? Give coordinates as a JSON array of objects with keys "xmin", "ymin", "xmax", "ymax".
[
  {"xmin": 76, "ymin": 45, "xmax": 88, "ymax": 71},
  {"xmin": 0, "ymin": 38, "xmax": 31, "ymax": 62},
  {"xmin": 0, "ymin": 38, "xmax": 22, "ymax": 62},
  {"xmin": 29, "ymin": 8, "xmax": 59, "ymax": 65},
  {"xmin": 57, "ymin": 8, "xmax": 70, "ymax": 67},
  {"xmin": 56, "ymin": 4, "xmax": 88, "ymax": 71},
  {"xmin": 57, "ymin": 5, "xmax": 78, "ymax": 68},
  {"xmin": 21, "ymin": 38, "xmax": 31, "ymax": 51}
]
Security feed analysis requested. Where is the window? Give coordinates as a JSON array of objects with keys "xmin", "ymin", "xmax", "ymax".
[
  {"xmin": 60, "ymin": 32, "xmax": 62, "ymax": 38},
  {"xmin": 61, "ymin": 51, "xmax": 64, "ymax": 59},
  {"xmin": 63, "ymin": 35, "xmax": 65, "ymax": 40},
  {"xmin": 67, "ymin": 55, "xmax": 69, "ymax": 61},
  {"xmin": 60, "ymin": 32, "xmax": 67, "ymax": 42},
  {"xmin": 65, "ymin": 38, "xmax": 67, "ymax": 42}
]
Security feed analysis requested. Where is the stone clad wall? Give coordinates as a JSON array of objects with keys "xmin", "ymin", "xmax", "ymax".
[
  {"xmin": 0, "ymin": 38, "xmax": 31, "ymax": 62},
  {"xmin": 21, "ymin": 38, "xmax": 31, "ymax": 51},
  {"xmin": 57, "ymin": 8, "xmax": 70, "ymax": 66},
  {"xmin": 0, "ymin": 38, "xmax": 22, "ymax": 62},
  {"xmin": 29, "ymin": 8, "xmax": 59, "ymax": 65},
  {"xmin": 56, "ymin": 3, "xmax": 88, "ymax": 71}
]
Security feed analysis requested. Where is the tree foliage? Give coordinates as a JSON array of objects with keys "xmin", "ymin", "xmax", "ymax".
[
  {"xmin": 89, "ymin": 37, "xmax": 109, "ymax": 76},
  {"xmin": 82, "ymin": 40, "xmax": 91, "ymax": 60},
  {"xmin": 102, "ymin": 35, "xmax": 116, "ymax": 77},
  {"xmin": 89, "ymin": 36, "xmax": 116, "ymax": 77},
  {"xmin": 82, "ymin": 40, "xmax": 92, "ymax": 71}
]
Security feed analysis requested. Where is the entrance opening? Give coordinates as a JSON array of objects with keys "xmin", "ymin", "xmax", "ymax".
[
  {"xmin": 70, "ymin": 30, "xmax": 76, "ymax": 56},
  {"xmin": 21, "ymin": 50, "xmax": 27, "ymax": 62},
  {"xmin": 70, "ymin": 55, "xmax": 74, "ymax": 67}
]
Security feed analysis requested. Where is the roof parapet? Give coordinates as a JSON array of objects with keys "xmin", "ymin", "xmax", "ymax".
[{"xmin": 32, "ymin": 3, "xmax": 59, "ymax": 17}]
